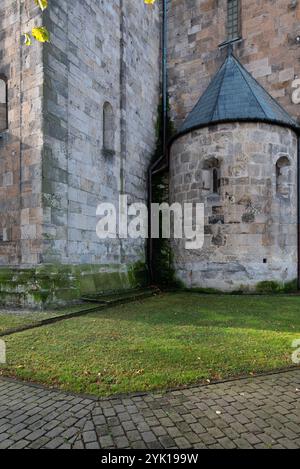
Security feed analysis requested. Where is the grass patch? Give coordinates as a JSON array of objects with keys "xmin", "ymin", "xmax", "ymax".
[
  {"xmin": 0, "ymin": 303, "xmax": 97, "ymax": 334},
  {"xmin": 1, "ymin": 293, "xmax": 299, "ymax": 396}
]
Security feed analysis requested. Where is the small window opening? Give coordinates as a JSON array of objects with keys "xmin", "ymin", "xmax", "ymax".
[
  {"xmin": 203, "ymin": 158, "xmax": 221, "ymax": 196},
  {"xmin": 213, "ymin": 168, "xmax": 219, "ymax": 194},
  {"xmin": 0, "ymin": 77, "xmax": 8, "ymax": 132},
  {"xmin": 227, "ymin": 0, "xmax": 241, "ymax": 42},
  {"xmin": 103, "ymin": 102, "xmax": 115, "ymax": 154},
  {"xmin": 276, "ymin": 156, "xmax": 291, "ymax": 198}
]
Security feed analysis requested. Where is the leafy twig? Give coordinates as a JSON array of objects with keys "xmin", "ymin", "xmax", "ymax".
[{"xmin": 23, "ymin": 0, "xmax": 50, "ymax": 46}]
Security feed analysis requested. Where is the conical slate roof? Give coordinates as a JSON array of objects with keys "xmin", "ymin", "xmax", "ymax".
[{"xmin": 177, "ymin": 52, "xmax": 299, "ymax": 137}]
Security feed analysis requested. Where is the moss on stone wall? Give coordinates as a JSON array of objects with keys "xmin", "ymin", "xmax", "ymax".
[
  {"xmin": 185, "ymin": 279, "xmax": 299, "ymax": 295},
  {"xmin": 128, "ymin": 261, "xmax": 149, "ymax": 288},
  {"xmin": 0, "ymin": 263, "xmax": 148, "ymax": 309},
  {"xmin": 255, "ymin": 279, "xmax": 298, "ymax": 294}
]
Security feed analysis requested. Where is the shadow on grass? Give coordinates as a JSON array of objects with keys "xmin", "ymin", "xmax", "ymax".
[{"xmin": 83, "ymin": 292, "xmax": 300, "ymax": 334}]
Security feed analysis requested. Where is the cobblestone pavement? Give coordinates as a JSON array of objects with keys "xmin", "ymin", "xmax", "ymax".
[{"xmin": 0, "ymin": 370, "xmax": 299, "ymax": 449}]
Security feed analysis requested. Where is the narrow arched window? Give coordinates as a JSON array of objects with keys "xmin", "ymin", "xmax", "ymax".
[
  {"xmin": 103, "ymin": 102, "xmax": 115, "ymax": 153},
  {"xmin": 203, "ymin": 158, "xmax": 221, "ymax": 195},
  {"xmin": 213, "ymin": 168, "xmax": 219, "ymax": 194},
  {"xmin": 227, "ymin": 0, "xmax": 241, "ymax": 42},
  {"xmin": 0, "ymin": 77, "xmax": 8, "ymax": 132},
  {"xmin": 276, "ymin": 156, "xmax": 291, "ymax": 198}
]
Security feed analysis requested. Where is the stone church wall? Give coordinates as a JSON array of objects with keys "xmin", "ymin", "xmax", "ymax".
[
  {"xmin": 168, "ymin": 0, "xmax": 300, "ymax": 129},
  {"xmin": 42, "ymin": 0, "xmax": 160, "ymax": 270},
  {"xmin": 0, "ymin": 0, "xmax": 161, "ymax": 306},
  {"xmin": 0, "ymin": 1, "xmax": 45, "ymax": 304},
  {"xmin": 170, "ymin": 123, "xmax": 298, "ymax": 291}
]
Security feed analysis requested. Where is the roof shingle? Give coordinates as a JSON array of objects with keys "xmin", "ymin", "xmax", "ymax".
[{"xmin": 178, "ymin": 52, "xmax": 299, "ymax": 136}]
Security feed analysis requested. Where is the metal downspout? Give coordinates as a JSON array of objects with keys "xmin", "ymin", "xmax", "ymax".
[
  {"xmin": 298, "ymin": 136, "xmax": 300, "ymax": 290},
  {"xmin": 147, "ymin": 0, "xmax": 168, "ymax": 283}
]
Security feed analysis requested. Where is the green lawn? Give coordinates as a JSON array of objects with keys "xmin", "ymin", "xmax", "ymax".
[
  {"xmin": 0, "ymin": 293, "xmax": 299, "ymax": 396},
  {"xmin": 0, "ymin": 304, "xmax": 97, "ymax": 334}
]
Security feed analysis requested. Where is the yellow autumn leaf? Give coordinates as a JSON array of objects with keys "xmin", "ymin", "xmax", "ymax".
[
  {"xmin": 34, "ymin": 0, "xmax": 48, "ymax": 11},
  {"xmin": 23, "ymin": 33, "xmax": 32, "ymax": 46},
  {"xmin": 144, "ymin": 0, "xmax": 156, "ymax": 4},
  {"xmin": 32, "ymin": 26, "xmax": 50, "ymax": 43}
]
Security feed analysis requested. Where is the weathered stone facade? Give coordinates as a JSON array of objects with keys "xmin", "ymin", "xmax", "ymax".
[
  {"xmin": 167, "ymin": 0, "xmax": 300, "ymax": 291},
  {"xmin": 0, "ymin": 1, "xmax": 160, "ymax": 306},
  {"xmin": 168, "ymin": 0, "xmax": 300, "ymax": 128},
  {"xmin": 43, "ymin": 1, "xmax": 160, "ymax": 268},
  {"xmin": 0, "ymin": 1, "xmax": 299, "ymax": 303},
  {"xmin": 0, "ymin": 0, "xmax": 44, "ymax": 270},
  {"xmin": 170, "ymin": 123, "xmax": 298, "ymax": 291}
]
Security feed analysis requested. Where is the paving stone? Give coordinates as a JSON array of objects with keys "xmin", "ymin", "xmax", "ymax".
[
  {"xmin": 159, "ymin": 435, "xmax": 176, "ymax": 448},
  {"xmin": 0, "ymin": 370, "xmax": 299, "ymax": 450},
  {"xmin": 85, "ymin": 441, "xmax": 101, "ymax": 449},
  {"xmin": 26, "ymin": 429, "xmax": 47, "ymax": 442},
  {"xmin": 72, "ymin": 440, "xmax": 85, "ymax": 449},
  {"xmin": 99, "ymin": 435, "xmax": 114, "ymax": 448},
  {"xmin": 0, "ymin": 439, "xmax": 14, "ymax": 449},
  {"xmin": 58, "ymin": 443, "xmax": 72, "ymax": 449},
  {"xmin": 0, "ymin": 432, "xmax": 10, "ymax": 443},
  {"xmin": 136, "ymin": 421, "xmax": 151, "ymax": 432},
  {"xmin": 153, "ymin": 426, "xmax": 167, "ymax": 437},
  {"xmin": 45, "ymin": 427, "xmax": 65, "ymax": 438},
  {"xmin": 167, "ymin": 426, "xmax": 182, "ymax": 438},
  {"xmin": 44, "ymin": 437, "xmax": 65, "ymax": 449},
  {"xmin": 219, "ymin": 436, "xmax": 237, "ymax": 449},
  {"xmin": 127, "ymin": 430, "xmax": 142, "ymax": 442},
  {"xmin": 131, "ymin": 440, "xmax": 147, "ymax": 449},
  {"xmin": 28, "ymin": 437, "xmax": 51, "ymax": 449},
  {"xmin": 141, "ymin": 431, "xmax": 156, "ymax": 443},
  {"xmin": 122, "ymin": 420, "xmax": 136, "ymax": 431},
  {"xmin": 174, "ymin": 437, "xmax": 191, "ymax": 448},
  {"xmin": 9, "ymin": 439, "xmax": 30, "ymax": 449},
  {"xmin": 10, "ymin": 429, "xmax": 31, "ymax": 441},
  {"xmin": 114, "ymin": 436, "xmax": 129, "ymax": 448},
  {"xmin": 83, "ymin": 431, "xmax": 98, "ymax": 443},
  {"xmin": 61, "ymin": 427, "xmax": 80, "ymax": 441}
]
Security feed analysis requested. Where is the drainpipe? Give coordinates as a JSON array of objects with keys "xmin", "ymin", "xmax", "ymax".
[
  {"xmin": 297, "ymin": 135, "xmax": 300, "ymax": 290},
  {"xmin": 147, "ymin": 0, "xmax": 168, "ymax": 283},
  {"xmin": 162, "ymin": 0, "xmax": 168, "ymax": 156}
]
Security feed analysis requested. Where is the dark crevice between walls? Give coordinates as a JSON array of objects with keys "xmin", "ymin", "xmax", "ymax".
[{"xmin": 148, "ymin": 100, "xmax": 177, "ymax": 288}]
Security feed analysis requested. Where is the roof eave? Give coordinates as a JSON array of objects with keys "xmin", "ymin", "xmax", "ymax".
[{"xmin": 168, "ymin": 118, "xmax": 300, "ymax": 149}]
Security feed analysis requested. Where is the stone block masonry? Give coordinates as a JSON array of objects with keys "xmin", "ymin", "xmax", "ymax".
[
  {"xmin": 168, "ymin": 0, "xmax": 300, "ymax": 128},
  {"xmin": 167, "ymin": 0, "xmax": 300, "ymax": 292},
  {"xmin": 1, "ymin": 0, "xmax": 300, "ymax": 304},
  {"xmin": 170, "ymin": 123, "xmax": 298, "ymax": 291},
  {"xmin": 0, "ymin": 1, "xmax": 161, "ymax": 306},
  {"xmin": 0, "ymin": 0, "xmax": 44, "ymax": 268},
  {"xmin": 42, "ymin": 0, "xmax": 160, "ymax": 269}
]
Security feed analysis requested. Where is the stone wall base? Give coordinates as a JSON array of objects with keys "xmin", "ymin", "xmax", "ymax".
[
  {"xmin": 0, "ymin": 263, "xmax": 148, "ymax": 309},
  {"xmin": 174, "ymin": 262, "xmax": 298, "ymax": 293}
]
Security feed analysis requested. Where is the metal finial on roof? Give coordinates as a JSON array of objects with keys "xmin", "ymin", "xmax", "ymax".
[
  {"xmin": 227, "ymin": 43, "xmax": 233, "ymax": 56},
  {"xmin": 177, "ymin": 53, "xmax": 299, "ymax": 137}
]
